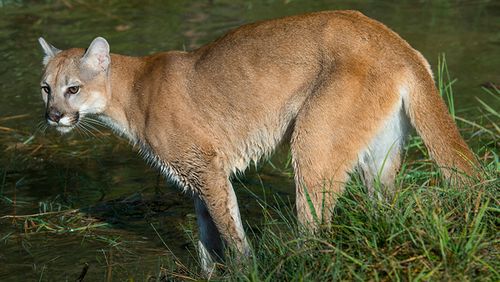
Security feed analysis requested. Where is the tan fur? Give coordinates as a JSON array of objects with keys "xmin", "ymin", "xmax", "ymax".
[{"xmin": 38, "ymin": 10, "xmax": 479, "ymax": 271}]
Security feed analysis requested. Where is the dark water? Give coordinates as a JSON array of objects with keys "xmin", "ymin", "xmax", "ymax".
[{"xmin": 0, "ymin": 0, "xmax": 498, "ymax": 280}]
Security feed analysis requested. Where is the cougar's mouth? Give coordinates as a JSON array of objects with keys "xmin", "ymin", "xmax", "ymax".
[
  {"xmin": 47, "ymin": 112, "xmax": 80, "ymax": 134},
  {"xmin": 55, "ymin": 125, "xmax": 75, "ymax": 134}
]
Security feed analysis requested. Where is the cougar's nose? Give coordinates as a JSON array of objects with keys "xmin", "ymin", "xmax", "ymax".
[{"xmin": 46, "ymin": 108, "xmax": 62, "ymax": 123}]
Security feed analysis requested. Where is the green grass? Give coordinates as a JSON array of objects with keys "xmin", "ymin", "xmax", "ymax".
[{"xmin": 214, "ymin": 168, "xmax": 498, "ymax": 281}]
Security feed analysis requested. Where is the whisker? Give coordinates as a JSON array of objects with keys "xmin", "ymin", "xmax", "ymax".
[
  {"xmin": 77, "ymin": 123, "xmax": 91, "ymax": 136},
  {"xmin": 84, "ymin": 117, "xmax": 107, "ymax": 127},
  {"xmin": 35, "ymin": 120, "xmax": 45, "ymax": 130},
  {"xmin": 78, "ymin": 122, "xmax": 96, "ymax": 138},
  {"xmin": 76, "ymin": 123, "xmax": 91, "ymax": 138},
  {"xmin": 83, "ymin": 119, "xmax": 105, "ymax": 129},
  {"xmin": 81, "ymin": 119, "xmax": 105, "ymax": 135},
  {"xmin": 34, "ymin": 120, "xmax": 48, "ymax": 135},
  {"xmin": 75, "ymin": 125, "xmax": 86, "ymax": 138}
]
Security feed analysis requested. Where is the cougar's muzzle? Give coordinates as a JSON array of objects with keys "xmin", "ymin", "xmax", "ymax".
[{"xmin": 46, "ymin": 106, "xmax": 80, "ymax": 133}]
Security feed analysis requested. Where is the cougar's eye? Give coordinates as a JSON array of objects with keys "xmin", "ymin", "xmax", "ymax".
[
  {"xmin": 67, "ymin": 86, "xmax": 80, "ymax": 95},
  {"xmin": 41, "ymin": 86, "xmax": 50, "ymax": 94}
]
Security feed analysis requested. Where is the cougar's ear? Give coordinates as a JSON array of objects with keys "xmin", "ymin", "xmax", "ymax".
[
  {"xmin": 38, "ymin": 37, "xmax": 61, "ymax": 66},
  {"xmin": 81, "ymin": 37, "xmax": 110, "ymax": 72}
]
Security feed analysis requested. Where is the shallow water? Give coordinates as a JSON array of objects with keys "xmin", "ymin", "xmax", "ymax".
[{"xmin": 0, "ymin": 0, "xmax": 498, "ymax": 280}]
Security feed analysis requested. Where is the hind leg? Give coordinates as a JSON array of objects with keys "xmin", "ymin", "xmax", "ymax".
[
  {"xmin": 358, "ymin": 107, "xmax": 409, "ymax": 200},
  {"xmin": 291, "ymin": 70, "xmax": 402, "ymax": 228},
  {"xmin": 292, "ymin": 131, "xmax": 358, "ymax": 227}
]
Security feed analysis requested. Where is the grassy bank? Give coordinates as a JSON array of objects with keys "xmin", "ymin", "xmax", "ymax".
[{"xmin": 214, "ymin": 166, "xmax": 498, "ymax": 281}]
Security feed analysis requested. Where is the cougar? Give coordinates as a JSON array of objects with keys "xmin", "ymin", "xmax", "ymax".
[{"xmin": 38, "ymin": 10, "xmax": 478, "ymax": 273}]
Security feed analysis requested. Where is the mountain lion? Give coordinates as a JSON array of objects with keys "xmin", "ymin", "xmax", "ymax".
[{"xmin": 38, "ymin": 10, "xmax": 478, "ymax": 273}]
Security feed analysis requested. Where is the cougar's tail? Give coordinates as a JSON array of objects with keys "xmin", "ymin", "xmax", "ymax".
[{"xmin": 403, "ymin": 66, "xmax": 479, "ymax": 183}]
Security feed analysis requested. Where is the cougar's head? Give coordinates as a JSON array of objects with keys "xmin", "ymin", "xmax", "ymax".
[{"xmin": 38, "ymin": 37, "xmax": 110, "ymax": 133}]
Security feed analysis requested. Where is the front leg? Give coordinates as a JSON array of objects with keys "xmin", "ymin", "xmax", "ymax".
[
  {"xmin": 195, "ymin": 174, "xmax": 250, "ymax": 270},
  {"xmin": 164, "ymin": 144, "xmax": 250, "ymax": 273},
  {"xmin": 194, "ymin": 196, "xmax": 223, "ymax": 274}
]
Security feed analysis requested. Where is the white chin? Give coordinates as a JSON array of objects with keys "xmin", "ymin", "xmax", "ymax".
[{"xmin": 56, "ymin": 126, "xmax": 74, "ymax": 134}]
